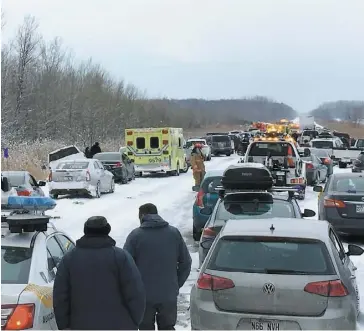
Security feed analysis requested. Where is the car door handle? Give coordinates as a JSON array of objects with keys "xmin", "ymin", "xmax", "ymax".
[{"xmin": 350, "ymin": 275, "xmax": 356, "ymax": 280}]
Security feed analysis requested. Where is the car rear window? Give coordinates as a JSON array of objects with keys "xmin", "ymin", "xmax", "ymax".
[
  {"xmin": 57, "ymin": 162, "xmax": 89, "ymax": 169},
  {"xmin": 214, "ymin": 199, "xmax": 295, "ymax": 226},
  {"xmin": 208, "ymin": 237, "xmax": 335, "ymax": 275},
  {"xmin": 49, "ymin": 146, "xmax": 80, "ymax": 162},
  {"xmin": 212, "ymin": 135, "xmax": 230, "ymax": 142},
  {"xmin": 249, "ymin": 142, "xmax": 293, "ymax": 157},
  {"xmin": 2, "ymin": 246, "xmax": 32, "ymax": 284},
  {"xmin": 311, "ymin": 149, "xmax": 329, "ymax": 157},
  {"xmin": 93, "ymin": 153, "xmax": 121, "ymax": 161},
  {"xmin": 303, "ymin": 130, "xmax": 319, "ymax": 137},
  {"xmin": 3, "ymin": 174, "xmax": 26, "ymax": 187},
  {"xmin": 201, "ymin": 176, "xmax": 222, "ymax": 193},
  {"xmin": 311, "ymin": 140, "xmax": 333, "ymax": 149},
  {"xmin": 332, "ymin": 177, "xmax": 364, "ymax": 192}
]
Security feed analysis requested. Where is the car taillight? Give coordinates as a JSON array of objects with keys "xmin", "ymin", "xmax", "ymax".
[
  {"xmin": 86, "ymin": 170, "xmax": 91, "ymax": 181},
  {"xmin": 306, "ymin": 163, "xmax": 314, "ymax": 169},
  {"xmin": 324, "ymin": 198, "xmax": 345, "ymax": 208},
  {"xmin": 304, "ymin": 280, "xmax": 348, "ymax": 297},
  {"xmin": 202, "ymin": 227, "xmax": 216, "ymax": 237},
  {"xmin": 197, "ymin": 273, "xmax": 235, "ymax": 291},
  {"xmin": 115, "ymin": 162, "xmax": 122, "ymax": 167},
  {"xmin": 17, "ymin": 190, "xmax": 31, "ymax": 196},
  {"xmin": 2, "ymin": 303, "xmax": 35, "ymax": 330},
  {"xmin": 323, "ymin": 158, "xmax": 331, "ymax": 164},
  {"xmin": 196, "ymin": 189, "xmax": 205, "ymax": 207},
  {"xmin": 48, "ymin": 171, "xmax": 52, "ymax": 182}
]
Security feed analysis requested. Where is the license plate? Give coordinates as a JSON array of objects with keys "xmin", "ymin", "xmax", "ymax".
[
  {"xmin": 64, "ymin": 176, "xmax": 73, "ymax": 181},
  {"xmin": 276, "ymin": 171, "xmax": 285, "ymax": 176},
  {"xmin": 356, "ymin": 205, "xmax": 364, "ymax": 213},
  {"xmin": 251, "ymin": 320, "xmax": 280, "ymax": 330}
]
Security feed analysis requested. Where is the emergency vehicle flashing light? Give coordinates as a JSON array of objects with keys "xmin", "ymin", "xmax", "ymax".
[{"xmin": 6, "ymin": 196, "xmax": 56, "ymax": 211}]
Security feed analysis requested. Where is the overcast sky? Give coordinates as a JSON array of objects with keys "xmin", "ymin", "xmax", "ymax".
[{"xmin": 2, "ymin": 0, "xmax": 364, "ymax": 112}]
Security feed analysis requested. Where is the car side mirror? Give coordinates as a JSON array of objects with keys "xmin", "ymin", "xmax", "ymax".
[
  {"xmin": 313, "ymin": 185, "xmax": 323, "ymax": 193},
  {"xmin": 38, "ymin": 180, "xmax": 47, "ymax": 187},
  {"xmin": 192, "ymin": 185, "xmax": 200, "ymax": 192},
  {"xmin": 200, "ymin": 207, "xmax": 213, "ymax": 215},
  {"xmin": 1, "ymin": 177, "xmax": 10, "ymax": 192},
  {"xmin": 302, "ymin": 209, "xmax": 316, "ymax": 218},
  {"xmin": 346, "ymin": 244, "xmax": 364, "ymax": 257},
  {"xmin": 200, "ymin": 239, "xmax": 214, "ymax": 249}
]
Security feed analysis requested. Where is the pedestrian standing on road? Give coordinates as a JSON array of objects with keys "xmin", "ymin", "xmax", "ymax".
[
  {"xmin": 124, "ymin": 203, "xmax": 192, "ymax": 330},
  {"xmin": 53, "ymin": 216, "xmax": 146, "ymax": 330},
  {"xmin": 190, "ymin": 143, "xmax": 206, "ymax": 189}
]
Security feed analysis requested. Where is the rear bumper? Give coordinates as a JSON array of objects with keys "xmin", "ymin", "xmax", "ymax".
[
  {"xmin": 49, "ymin": 181, "xmax": 94, "ymax": 195},
  {"xmin": 134, "ymin": 164, "xmax": 171, "ymax": 173},
  {"xmin": 190, "ymin": 289, "xmax": 356, "ymax": 330},
  {"xmin": 325, "ymin": 209, "xmax": 364, "ymax": 235}
]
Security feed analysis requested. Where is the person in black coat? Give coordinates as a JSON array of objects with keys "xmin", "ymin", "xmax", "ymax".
[
  {"xmin": 90, "ymin": 142, "xmax": 102, "ymax": 157},
  {"xmin": 123, "ymin": 203, "xmax": 192, "ymax": 330},
  {"xmin": 53, "ymin": 216, "xmax": 146, "ymax": 330}
]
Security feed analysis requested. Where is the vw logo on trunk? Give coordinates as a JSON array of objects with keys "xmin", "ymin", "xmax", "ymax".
[{"xmin": 262, "ymin": 283, "xmax": 275, "ymax": 294}]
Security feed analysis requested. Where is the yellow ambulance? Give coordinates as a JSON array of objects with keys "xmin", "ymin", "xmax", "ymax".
[{"xmin": 125, "ymin": 127, "xmax": 189, "ymax": 176}]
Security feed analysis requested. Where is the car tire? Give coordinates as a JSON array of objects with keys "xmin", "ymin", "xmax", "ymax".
[
  {"xmin": 94, "ymin": 182, "xmax": 101, "ymax": 198},
  {"xmin": 180, "ymin": 160, "xmax": 189, "ymax": 173},
  {"xmin": 50, "ymin": 193, "xmax": 58, "ymax": 199},
  {"xmin": 226, "ymin": 153, "xmax": 231, "ymax": 157},
  {"xmin": 193, "ymin": 226, "xmax": 201, "ymax": 241},
  {"xmin": 172, "ymin": 163, "xmax": 180, "ymax": 176},
  {"xmin": 121, "ymin": 177, "xmax": 128, "ymax": 184},
  {"xmin": 208, "ymin": 155, "xmax": 212, "ymax": 161}
]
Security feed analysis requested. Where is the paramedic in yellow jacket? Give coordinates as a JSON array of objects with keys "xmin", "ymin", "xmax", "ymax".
[{"xmin": 190, "ymin": 143, "xmax": 206, "ymax": 186}]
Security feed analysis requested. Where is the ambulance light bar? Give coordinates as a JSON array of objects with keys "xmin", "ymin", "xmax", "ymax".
[{"xmin": 3, "ymin": 196, "xmax": 56, "ymax": 211}]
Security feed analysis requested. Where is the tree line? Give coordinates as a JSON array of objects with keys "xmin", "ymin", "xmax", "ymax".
[{"xmin": 2, "ymin": 15, "xmax": 298, "ymax": 146}]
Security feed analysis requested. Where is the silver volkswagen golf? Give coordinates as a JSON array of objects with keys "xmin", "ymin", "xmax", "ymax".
[{"xmin": 190, "ymin": 218, "xmax": 363, "ymax": 330}]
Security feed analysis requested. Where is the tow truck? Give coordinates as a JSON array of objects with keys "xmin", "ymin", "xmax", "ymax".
[
  {"xmin": 197, "ymin": 163, "xmax": 316, "ymax": 265},
  {"xmin": 1, "ymin": 196, "xmax": 75, "ymax": 330},
  {"xmin": 241, "ymin": 136, "xmax": 307, "ymax": 199}
]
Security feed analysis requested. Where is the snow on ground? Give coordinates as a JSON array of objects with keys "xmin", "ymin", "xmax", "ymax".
[{"xmin": 47, "ymin": 155, "xmax": 364, "ymax": 329}]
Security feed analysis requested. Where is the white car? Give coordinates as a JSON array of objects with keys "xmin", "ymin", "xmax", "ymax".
[
  {"xmin": 48, "ymin": 145, "xmax": 85, "ymax": 170},
  {"xmin": 48, "ymin": 159, "xmax": 115, "ymax": 199},
  {"xmin": 1, "ymin": 196, "xmax": 76, "ymax": 330},
  {"xmin": 185, "ymin": 139, "xmax": 212, "ymax": 164}
]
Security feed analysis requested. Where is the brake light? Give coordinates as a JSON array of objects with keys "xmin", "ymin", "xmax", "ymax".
[
  {"xmin": 2, "ymin": 303, "xmax": 35, "ymax": 330},
  {"xmin": 48, "ymin": 171, "xmax": 52, "ymax": 182},
  {"xmin": 115, "ymin": 162, "xmax": 122, "ymax": 167},
  {"xmin": 324, "ymin": 198, "xmax": 345, "ymax": 208},
  {"xmin": 17, "ymin": 190, "xmax": 31, "ymax": 196},
  {"xmin": 323, "ymin": 158, "xmax": 331, "ymax": 164},
  {"xmin": 202, "ymin": 227, "xmax": 216, "ymax": 237},
  {"xmin": 304, "ymin": 280, "xmax": 348, "ymax": 297},
  {"xmin": 306, "ymin": 163, "xmax": 314, "ymax": 169},
  {"xmin": 126, "ymin": 131, "xmax": 133, "ymax": 135},
  {"xmin": 162, "ymin": 129, "xmax": 169, "ymax": 134},
  {"xmin": 197, "ymin": 273, "xmax": 235, "ymax": 291},
  {"xmin": 127, "ymin": 141, "xmax": 133, "ymax": 146},
  {"xmin": 86, "ymin": 170, "xmax": 91, "ymax": 181},
  {"xmin": 196, "ymin": 189, "xmax": 205, "ymax": 207},
  {"xmin": 163, "ymin": 140, "xmax": 168, "ymax": 145}
]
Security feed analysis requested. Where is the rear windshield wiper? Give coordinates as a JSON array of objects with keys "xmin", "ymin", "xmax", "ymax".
[{"xmin": 264, "ymin": 269, "xmax": 310, "ymax": 275}]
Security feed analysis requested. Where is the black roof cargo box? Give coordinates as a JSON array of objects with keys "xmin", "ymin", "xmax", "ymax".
[{"xmin": 221, "ymin": 163, "xmax": 273, "ymax": 190}]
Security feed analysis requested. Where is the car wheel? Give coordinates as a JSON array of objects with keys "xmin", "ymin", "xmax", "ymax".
[
  {"xmin": 173, "ymin": 163, "xmax": 180, "ymax": 176},
  {"xmin": 208, "ymin": 154, "xmax": 212, "ymax": 161},
  {"xmin": 109, "ymin": 180, "xmax": 115, "ymax": 193},
  {"xmin": 94, "ymin": 182, "xmax": 101, "ymax": 198},
  {"xmin": 226, "ymin": 153, "xmax": 231, "ymax": 157},
  {"xmin": 50, "ymin": 193, "xmax": 58, "ymax": 199},
  {"xmin": 121, "ymin": 177, "xmax": 128, "ymax": 184},
  {"xmin": 180, "ymin": 160, "xmax": 189, "ymax": 173},
  {"xmin": 193, "ymin": 226, "xmax": 201, "ymax": 241},
  {"xmin": 132, "ymin": 172, "xmax": 136, "ymax": 180}
]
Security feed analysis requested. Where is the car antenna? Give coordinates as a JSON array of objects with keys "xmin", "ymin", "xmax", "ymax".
[{"xmin": 270, "ymin": 224, "xmax": 275, "ymax": 232}]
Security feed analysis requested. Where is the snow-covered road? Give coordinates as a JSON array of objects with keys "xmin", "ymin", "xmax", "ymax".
[{"xmin": 46, "ymin": 155, "xmax": 364, "ymax": 329}]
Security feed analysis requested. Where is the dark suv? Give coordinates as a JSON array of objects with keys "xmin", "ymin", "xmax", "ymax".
[
  {"xmin": 205, "ymin": 134, "xmax": 232, "ymax": 156},
  {"xmin": 197, "ymin": 191, "xmax": 315, "ymax": 266}
]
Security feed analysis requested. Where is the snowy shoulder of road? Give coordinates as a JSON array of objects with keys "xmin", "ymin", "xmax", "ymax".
[{"xmin": 46, "ymin": 155, "xmax": 364, "ymax": 329}]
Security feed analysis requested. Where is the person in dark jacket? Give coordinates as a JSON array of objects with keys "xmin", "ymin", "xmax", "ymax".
[
  {"xmin": 123, "ymin": 203, "xmax": 192, "ymax": 330},
  {"xmin": 53, "ymin": 216, "xmax": 146, "ymax": 330},
  {"xmin": 84, "ymin": 146, "xmax": 92, "ymax": 158},
  {"xmin": 90, "ymin": 142, "xmax": 101, "ymax": 157}
]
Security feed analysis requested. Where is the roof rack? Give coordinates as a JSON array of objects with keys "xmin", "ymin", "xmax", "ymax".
[
  {"xmin": 216, "ymin": 185, "xmax": 301, "ymax": 198},
  {"xmin": 1, "ymin": 196, "xmax": 56, "ymax": 233}
]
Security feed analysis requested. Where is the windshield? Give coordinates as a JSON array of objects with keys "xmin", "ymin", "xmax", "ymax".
[
  {"xmin": 93, "ymin": 153, "xmax": 121, "ymax": 161},
  {"xmin": 57, "ymin": 161, "xmax": 89, "ymax": 169},
  {"xmin": 208, "ymin": 237, "xmax": 334, "ymax": 275},
  {"xmin": 212, "ymin": 135, "xmax": 230, "ymax": 142},
  {"xmin": 49, "ymin": 146, "xmax": 80, "ymax": 162},
  {"xmin": 357, "ymin": 139, "xmax": 364, "ymax": 148},
  {"xmin": 332, "ymin": 177, "xmax": 364, "ymax": 193},
  {"xmin": 2, "ymin": 246, "xmax": 32, "ymax": 284},
  {"xmin": 311, "ymin": 140, "xmax": 333, "ymax": 149},
  {"xmin": 249, "ymin": 142, "xmax": 293, "ymax": 157},
  {"xmin": 215, "ymin": 199, "xmax": 295, "ymax": 224}
]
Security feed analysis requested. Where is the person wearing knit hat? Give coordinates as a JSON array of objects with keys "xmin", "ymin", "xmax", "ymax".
[{"xmin": 53, "ymin": 216, "xmax": 146, "ymax": 330}]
